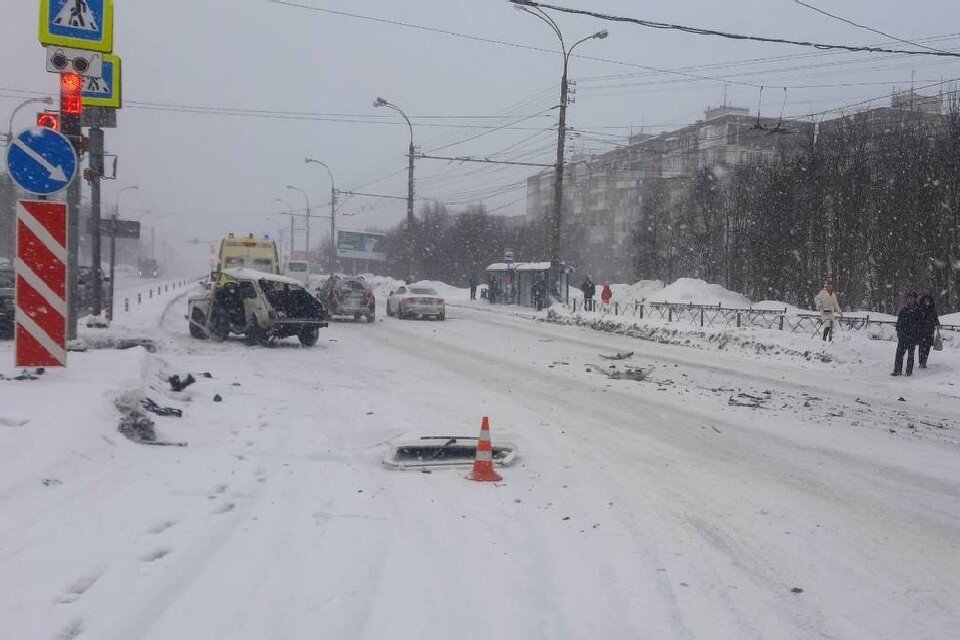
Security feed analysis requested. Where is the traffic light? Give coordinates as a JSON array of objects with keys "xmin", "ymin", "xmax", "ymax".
[
  {"xmin": 37, "ymin": 111, "xmax": 61, "ymax": 131},
  {"xmin": 59, "ymin": 72, "xmax": 83, "ymax": 137}
]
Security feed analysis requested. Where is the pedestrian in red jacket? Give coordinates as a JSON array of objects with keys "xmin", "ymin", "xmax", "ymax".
[{"xmin": 600, "ymin": 282, "xmax": 613, "ymax": 311}]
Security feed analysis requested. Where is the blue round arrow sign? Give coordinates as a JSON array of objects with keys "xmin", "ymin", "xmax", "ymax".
[{"xmin": 5, "ymin": 127, "xmax": 78, "ymax": 196}]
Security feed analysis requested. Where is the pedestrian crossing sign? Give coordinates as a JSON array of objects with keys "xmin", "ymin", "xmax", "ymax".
[
  {"xmin": 39, "ymin": 0, "xmax": 114, "ymax": 54},
  {"xmin": 82, "ymin": 54, "xmax": 121, "ymax": 108}
]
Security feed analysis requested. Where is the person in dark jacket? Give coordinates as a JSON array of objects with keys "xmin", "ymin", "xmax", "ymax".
[
  {"xmin": 531, "ymin": 277, "xmax": 546, "ymax": 311},
  {"xmin": 917, "ymin": 294, "xmax": 941, "ymax": 369},
  {"xmin": 581, "ymin": 276, "xmax": 596, "ymax": 311},
  {"xmin": 487, "ymin": 275, "xmax": 498, "ymax": 304},
  {"xmin": 468, "ymin": 274, "xmax": 479, "ymax": 301},
  {"xmin": 892, "ymin": 292, "xmax": 923, "ymax": 376}
]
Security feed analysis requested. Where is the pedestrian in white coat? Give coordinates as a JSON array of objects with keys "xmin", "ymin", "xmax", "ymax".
[{"xmin": 814, "ymin": 282, "xmax": 841, "ymax": 341}]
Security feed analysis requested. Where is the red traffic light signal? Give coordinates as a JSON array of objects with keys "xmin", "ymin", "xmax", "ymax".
[
  {"xmin": 37, "ymin": 112, "xmax": 61, "ymax": 131},
  {"xmin": 60, "ymin": 72, "xmax": 83, "ymax": 116}
]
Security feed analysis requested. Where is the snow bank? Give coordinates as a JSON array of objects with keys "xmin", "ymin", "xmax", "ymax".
[
  {"xmin": 654, "ymin": 277, "xmax": 752, "ymax": 307},
  {"xmin": 410, "ymin": 280, "xmax": 471, "ymax": 301},
  {"xmin": 941, "ymin": 312, "xmax": 960, "ymax": 325}
]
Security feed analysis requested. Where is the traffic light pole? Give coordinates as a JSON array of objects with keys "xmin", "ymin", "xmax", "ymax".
[
  {"xmin": 89, "ymin": 126, "xmax": 104, "ymax": 317},
  {"xmin": 66, "ymin": 176, "xmax": 80, "ymax": 340}
]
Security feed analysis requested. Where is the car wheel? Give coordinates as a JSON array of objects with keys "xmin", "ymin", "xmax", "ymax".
[
  {"xmin": 354, "ymin": 313, "xmax": 362, "ymax": 322},
  {"xmin": 438, "ymin": 312, "xmax": 446, "ymax": 321},
  {"xmin": 189, "ymin": 309, "xmax": 208, "ymax": 339},
  {"xmin": 298, "ymin": 326, "xmax": 319, "ymax": 346}
]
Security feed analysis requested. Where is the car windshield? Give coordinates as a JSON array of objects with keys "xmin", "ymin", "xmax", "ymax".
[{"xmin": 410, "ymin": 287, "xmax": 437, "ymax": 295}]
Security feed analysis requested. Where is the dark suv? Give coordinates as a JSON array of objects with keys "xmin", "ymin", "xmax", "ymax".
[
  {"xmin": 317, "ymin": 275, "xmax": 376, "ymax": 323},
  {"xmin": 0, "ymin": 263, "xmax": 14, "ymax": 340}
]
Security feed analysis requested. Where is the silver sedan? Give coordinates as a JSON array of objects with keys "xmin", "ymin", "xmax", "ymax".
[{"xmin": 386, "ymin": 285, "xmax": 446, "ymax": 320}]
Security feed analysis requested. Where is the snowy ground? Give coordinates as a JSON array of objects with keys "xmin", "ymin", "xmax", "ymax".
[{"xmin": 2, "ymin": 278, "xmax": 959, "ymax": 640}]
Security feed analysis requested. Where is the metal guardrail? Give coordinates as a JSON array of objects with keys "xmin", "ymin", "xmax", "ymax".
[{"xmin": 569, "ymin": 299, "xmax": 959, "ymax": 335}]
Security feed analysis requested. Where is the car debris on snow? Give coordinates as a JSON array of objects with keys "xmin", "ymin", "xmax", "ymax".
[
  {"xmin": 115, "ymin": 393, "xmax": 187, "ymax": 447},
  {"xmin": 168, "ymin": 374, "xmax": 196, "ymax": 392},
  {"xmin": 599, "ymin": 351, "xmax": 634, "ymax": 361},
  {"xmin": 590, "ymin": 364, "xmax": 654, "ymax": 382},
  {"xmin": 141, "ymin": 398, "xmax": 183, "ymax": 418},
  {"xmin": 728, "ymin": 391, "xmax": 771, "ymax": 408}
]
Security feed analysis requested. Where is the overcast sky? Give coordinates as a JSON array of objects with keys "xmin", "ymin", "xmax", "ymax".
[{"xmin": 3, "ymin": 0, "xmax": 959, "ymax": 268}]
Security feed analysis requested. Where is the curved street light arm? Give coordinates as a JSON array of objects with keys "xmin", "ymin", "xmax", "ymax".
[{"xmin": 515, "ymin": 4, "xmax": 565, "ymax": 51}]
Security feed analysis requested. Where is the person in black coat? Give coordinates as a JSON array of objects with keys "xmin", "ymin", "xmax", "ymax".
[
  {"xmin": 892, "ymin": 292, "xmax": 923, "ymax": 376},
  {"xmin": 581, "ymin": 276, "xmax": 596, "ymax": 311},
  {"xmin": 917, "ymin": 294, "xmax": 941, "ymax": 369},
  {"xmin": 487, "ymin": 275, "xmax": 498, "ymax": 304}
]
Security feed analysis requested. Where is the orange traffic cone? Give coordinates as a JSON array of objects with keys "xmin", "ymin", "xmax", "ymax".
[{"xmin": 469, "ymin": 417, "xmax": 503, "ymax": 482}]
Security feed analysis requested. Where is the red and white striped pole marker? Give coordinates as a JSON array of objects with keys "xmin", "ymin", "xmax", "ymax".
[
  {"xmin": 468, "ymin": 417, "xmax": 503, "ymax": 482},
  {"xmin": 14, "ymin": 200, "xmax": 68, "ymax": 368}
]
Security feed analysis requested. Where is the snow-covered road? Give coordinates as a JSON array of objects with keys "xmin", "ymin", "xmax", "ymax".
[{"xmin": 2, "ymin": 292, "xmax": 959, "ymax": 639}]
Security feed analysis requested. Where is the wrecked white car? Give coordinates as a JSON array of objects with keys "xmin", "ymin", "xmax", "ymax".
[{"xmin": 188, "ymin": 268, "xmax": 329, "ymax": 346}]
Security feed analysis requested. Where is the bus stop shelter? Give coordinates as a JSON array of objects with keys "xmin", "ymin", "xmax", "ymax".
[{"xmin": 485, "ymin": 262, "xmax": 552, "ymax": 308}]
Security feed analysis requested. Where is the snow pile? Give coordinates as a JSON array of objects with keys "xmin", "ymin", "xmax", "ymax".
[
  {"xmin": 410, "ymin": 280, "xmax": 470, "ymax": 301},
  {"xmin": 654, "ymin": 277, "xmax": 752, "ymax": 307},
  {"xmin": 942, "ymin": 311, "xmax": 960, "ymax": 325},
  {"xmin": 616, "ymin": 279, "xmax": 665, "ymax": 302}
]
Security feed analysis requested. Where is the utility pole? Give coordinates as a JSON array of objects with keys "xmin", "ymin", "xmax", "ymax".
[
  {"xmin": 305, "ymin": 158, "xmax": 337, "ymax": 274},
  {"xmin": 60, "ymin": 72, "xmax": 85, "ymax": 340},
  {"xmin": 275, "ymin": 198, "xmax": 295, "ymax": 263},
  {"xmin": 513, "ymin": 2, "xmax": 607, "ymax": 290},
  {"xmin": 89, "ymin": 126, "xmax": 104, "ymax": 316},
  {"xmin": 373, "ymin": 97, "xmax": 415, "ymax": 278},
  {"xmin": 286, "ymin": 185, "xmax": 310, "ymax": 276},
  {"xmin": 66, "ymin": 177, "xmax": 80, "ymax": 340}
]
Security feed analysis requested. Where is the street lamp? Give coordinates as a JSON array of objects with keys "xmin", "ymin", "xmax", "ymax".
[
  {"xmin": 305, "ymin": 158, "xmax": 337, "ymax": 274},
  {"xmin": 373, "ymin": 96, "xmax": 416, "ymax": 277},
  {"xmin": 5, "ymin": 96, "xmax": 53, "ymax": 144},
  {"xmin": 107, "ymin": 185, "xmax": 139, "ymax": 319},
  {"xmin": 275, "ymin": 197, "xmax": 296, "ymax": 263},
  {"xmin": 286, "ymin": 185, "xmax": 311, "ymax": 275},
  {"xmin": 514, "ymin": 2, "xmax": 608, "ymax": 296}
]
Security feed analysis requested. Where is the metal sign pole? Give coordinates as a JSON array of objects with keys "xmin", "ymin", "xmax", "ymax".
[
  {"xmin": 108, "ymin": 211, "xmax": 117, "ymax": 320},
  {"xmin": 66, "ymin": 178, "xmax": 80, "ymax": 340},
  {"xmin": 89, "ymin": 126, "xmax": 104, "ymax": 316}
]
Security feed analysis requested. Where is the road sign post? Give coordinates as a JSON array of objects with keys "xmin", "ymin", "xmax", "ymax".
[
  {"xmin": 15, "ymin": 200, "xmax": 69, "ymax": 367},
  {"xmin": 5, "ymin": 126, "xmax": 78, "ymax": 196},
  {"xmin": 39, "ymin": 0, "xmax": 115, "ymax": 53},
  {"xmin": 81, "ymin": 54, "xmax": 121, "ymax": 108}
]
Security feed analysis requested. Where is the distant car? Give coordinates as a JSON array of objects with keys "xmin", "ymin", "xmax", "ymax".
[
  {"xmin": 0, "ymin": 264, "xmax": 14, "ymax": 340},
  {"xmin": 317, "ymin": 275, "xmax": 376, "ymax": 323},
  {"xmin": 187, "ymin": 267, "xmax": 328, "ymax": 346},
  {"xmin": 386, "ymin": 285, "xmax": 445, "ymax": 320},
  {"xmin": 138, "ymin": 259, "xmax": 159, "ymax": 278}
]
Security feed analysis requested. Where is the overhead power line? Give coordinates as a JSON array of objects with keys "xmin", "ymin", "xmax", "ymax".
[
  {"xmin": 509, "ymin": 0, "xmax": 960, "ymax": 58},
  {"xmin": 265, "ymin": 0, "xmax": 771, "ymax": 88},
  {"xmin": 417, "ymin": 154, "xmax": 554, "ymax": 168},
  {"xmin": 793, "ymin": 1, "xmax": 951, "ymax": 54}
]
